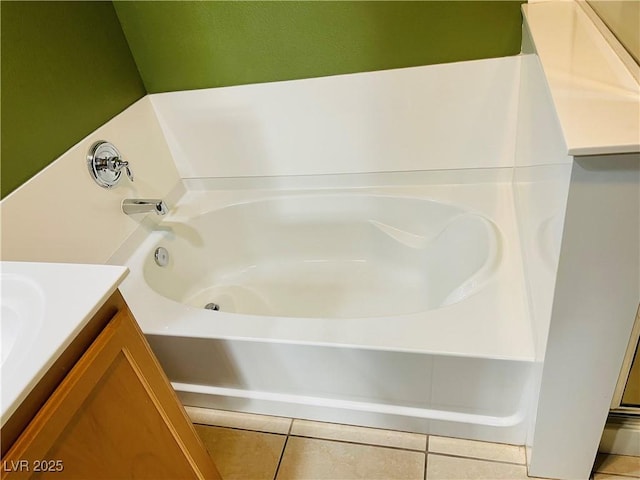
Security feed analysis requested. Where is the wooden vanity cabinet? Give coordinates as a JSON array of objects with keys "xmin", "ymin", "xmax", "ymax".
[{"xmin": 1, "ymin": 291, "xmax": 221, "ymax": 480}]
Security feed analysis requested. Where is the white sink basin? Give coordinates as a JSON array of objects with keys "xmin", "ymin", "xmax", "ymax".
[{"xmin": 1, "ymin": 274, "xmax": 45, "ymax": 367}]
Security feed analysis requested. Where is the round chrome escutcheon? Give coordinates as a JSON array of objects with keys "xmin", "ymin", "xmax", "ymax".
[{"xmin": 87, "ymin": 140, "xmax": 123, "ymax": 188}]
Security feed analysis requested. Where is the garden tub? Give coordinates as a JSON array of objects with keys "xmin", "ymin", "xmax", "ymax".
[{"xmin": 118, "ymin": 182, "xmax": 533, "ymax": 444}]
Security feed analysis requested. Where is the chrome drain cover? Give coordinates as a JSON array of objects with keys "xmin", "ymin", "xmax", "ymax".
[
  {"xmin": 154, "ymin": 247, "xmax": 170, "ymax": 267},
  {"xmin": 204, "ymin": 303, "xmax": 220, "ymax": 311}
]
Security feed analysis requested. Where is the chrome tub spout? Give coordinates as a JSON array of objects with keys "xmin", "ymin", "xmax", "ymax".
[{"xmin": 122, "ymin": 199, "xmax": 168, "ymax": 216}]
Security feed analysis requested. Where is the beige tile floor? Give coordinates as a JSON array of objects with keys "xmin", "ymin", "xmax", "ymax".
[{"xmin": 187, "ymin": 407, "xmax": 639, "ymax": 480}]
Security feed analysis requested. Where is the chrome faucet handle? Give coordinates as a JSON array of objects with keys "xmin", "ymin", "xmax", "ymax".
[
  {"xmin": 87, "ymin": 141, "xmax": 134, "ymax": 188},
  {"xmin": 107, "ymin": 157, "xmax": 134, "ymax": 182},
  {"xmin": 125, "ymin": 163, "xmax": 134, "ymax": 182}
]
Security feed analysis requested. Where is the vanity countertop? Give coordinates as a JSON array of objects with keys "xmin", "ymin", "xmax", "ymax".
[
  {"xmin": 1, "ymin": 261, "xmax": 128, "ymax": 426},
  {"xmin": 523, "ymin": 1, "xmax": 640, "ymax": 156}
]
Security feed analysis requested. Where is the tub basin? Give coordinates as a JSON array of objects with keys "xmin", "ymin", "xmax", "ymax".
[{"xmin": 144, "ymin": 195, "xmax": 500, "ymax": 319}]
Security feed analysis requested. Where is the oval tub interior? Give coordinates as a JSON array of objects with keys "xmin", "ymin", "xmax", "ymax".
[{"xmin": 143, "ymin": 195, "xmax": 501, "ymax": 318}]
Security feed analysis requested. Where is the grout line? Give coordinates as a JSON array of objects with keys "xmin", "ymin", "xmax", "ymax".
[
  {"xmin": 186, "ymin": 406, "xmax": 292, "ymax": 431},
  {"xmin": 291, "ymin": 418, "xmax": 429, "ymax": 437},
  {"xmin": 272, "ymin": 435, "xmax": 289, "ymax": 480},
  {"xmin": 424, "ymin": 434, "xmax": 429, "ymax": 479},
  {"xmin": 426, "ymin": 452, "xmax": 528, "ymax": 467},
  {"xmin": 287, "ymin": 434, "xmax": 428, "ymax": 453},
  {"xmin": 193, "ymin": 422, "xmax": 288, "ymax": 437},
  {"xmin": 273, "ymin": 418, "xmax": 294, "ymax": 480},
  {"xmin": 424, "ymin": 450, "xmax": 429, "ymax": 480}
]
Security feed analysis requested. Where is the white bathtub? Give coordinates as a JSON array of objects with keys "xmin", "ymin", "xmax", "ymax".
[{"xmin": 119, "ymin": 180, "xmax": 534, "ymax": 444}]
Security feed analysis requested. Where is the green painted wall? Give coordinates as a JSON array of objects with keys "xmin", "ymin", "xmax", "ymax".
[
  {"xmin": 114, "ymin": 1, "xmax": 525, "ymax": 94},
  {"xmin": 1, "ymin": 1, "xmax": 146, "ymax": 198}
]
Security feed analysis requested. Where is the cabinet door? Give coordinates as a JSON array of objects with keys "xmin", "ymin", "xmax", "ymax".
[{"xmin": 2, "ymin": 307, "xmax": 221, "ymax": 479}]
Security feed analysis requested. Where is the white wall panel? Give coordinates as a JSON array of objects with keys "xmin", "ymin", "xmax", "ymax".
[{"xmin": 150, "ymin": 57, "xmax": 520, "ymax": 179}]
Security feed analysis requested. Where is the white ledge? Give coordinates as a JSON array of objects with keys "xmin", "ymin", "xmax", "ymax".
[{"xmin": 523, "ymin": 1, "xmax": 640, "ymax": 156}]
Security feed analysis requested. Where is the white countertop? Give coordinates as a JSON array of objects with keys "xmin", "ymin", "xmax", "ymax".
[
  {"xmin": 523, "ymin": 1, "xmax": 640, "ymax": 156},
  {"xmin": 1, "ymin": 262, "xmax": 128, "ymax": 426}
]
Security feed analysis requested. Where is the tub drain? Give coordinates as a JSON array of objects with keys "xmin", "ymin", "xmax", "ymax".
[
  {"xmin": 154, "ymin": 247, "xmax": 170, "ymax": 267},
  {"xmin": 204, "ymin": 302, "xmax": 220, "ymax": 311}
]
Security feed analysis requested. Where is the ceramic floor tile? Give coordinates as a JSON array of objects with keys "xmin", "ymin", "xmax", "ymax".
[
  {"xmin": 428, "ymin": 436, "xmax": 526, "ymax": 464},
  {"xmin": 594, "ymin": 454, "xmax": 640, "ymax": 477},
  {"xmin": 195, "ymin": 424, "xmax": 286, "ymax": 480},
  {"xmin": 276, "ymin": 436, "xmax": 425, "ymax": 480},
  {"xmin": 290, "ymin": 419, "xmax": 427, "ymax": 451},
  {"xmin": 426, "ymin": 453, "xmax": 530, "ymax": 480},
  {"xmin": 187, "ymin": 406, "xmax": 291, "ymax": 434},
  {"xmin": 593, "ymin": 474, "xmax": 640, "ymax": 480}
]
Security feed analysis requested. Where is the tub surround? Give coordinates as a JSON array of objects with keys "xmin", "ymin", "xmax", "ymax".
[
  {"xmin": 0, "ymin": 262, "xmax": 128, "ymax": 426},
  {"xmin": 0, "ymin": 56, "xmax": 522, "ymax": 266},
  {"xmin": 149, "ymin": 56, "xmax": 520, "ymax": 179}
]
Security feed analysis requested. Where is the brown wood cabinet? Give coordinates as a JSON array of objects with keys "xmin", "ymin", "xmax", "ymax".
[{"xmin": 1, "ymin": 291, "xmax": 221, "ymax": 480}]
